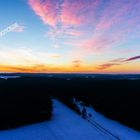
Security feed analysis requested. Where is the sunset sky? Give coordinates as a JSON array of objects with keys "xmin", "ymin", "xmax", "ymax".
[{"xmin": 0, "ymin": 0, "xmax": 140, "ymax": 73}]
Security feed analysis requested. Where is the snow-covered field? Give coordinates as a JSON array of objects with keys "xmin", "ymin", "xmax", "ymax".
[
  {"xmin": 75, "ymin": 100, "xmax": 140, "ymax": 140},
  {"xmin": 0, "ymin": 99, "xmax": 139, "ymax": 140},
  {"xmin": 86, "ymin": 107, "xmax": 140, "ymax": 140},
  {"xmin": 0, "ymin": 76, "xmax": 20, "ymax": 80}
]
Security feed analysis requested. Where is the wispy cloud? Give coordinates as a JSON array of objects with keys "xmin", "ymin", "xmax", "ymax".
[
  {"xmin": 28, "ymin": 0, "xmax": 99, "ymax": 26},
  {"xmin": 48, "ymin": 53, "xmax": 61, "ymax": 58},
  {"xmin": 28, "ymin": 0, "xmax": 59, "ymax": 26},
  {"xmin": 98, "ymin": 63, "xmax": 120, "ymax": 70},
  {"xmin": 98, "ymin": 55, "xmax": 140, "ymax": 70},
  {"xmin": 28, "ymin": 0, "xmax": 140, "ymax": 51},
  {"xmin": 12, "ymin": 23, "xmax": 25, "ymax": 32},
  {"xmin": 60, "ymin": 0, "xmax": 99, "ymax": 26},
  {"xmin": 0, "ymin": 64, "xmax": 50, "ymax": 73},
  {"xmin": 95, "ymin": 1, "xmax": 131, "ymax": 31},
  {"xmin": 0, "ymin": 23, "xmax": 25, "ymax": 37},
  {"xmin": 72, "ymin": 60, "xmax": 82, "ymax": 68},
  {"xmin": 28, "ymin": 0, "xmax": 99, "ymax": 48},
  {"xmin": 124, "ymin": 55, "xmax": 140, "ymax": 62},
  {"xmin": 0, "ymin": 47, "xmax": 61, "ymax": 66},
  {"xmin": 26, "ymin": 0, "xmax": 140, "ymax": 73}
]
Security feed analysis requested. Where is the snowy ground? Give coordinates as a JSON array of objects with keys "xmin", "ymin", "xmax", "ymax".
[
  {"xmin": 75, "ymin": 100, "xmax": 140, "ymax": 140},
  {"xmin": 0, "ymin": 100, "xmax": 139, "ymax": 140},
  {"xmin": 0, "ymin": 76, "xmax": 20, "ymax": 80}
]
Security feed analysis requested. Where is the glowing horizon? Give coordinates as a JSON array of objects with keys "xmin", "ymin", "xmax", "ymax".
[{"xmin": 0, "ymin": 0, "xmax": 140, "ymax": 73}]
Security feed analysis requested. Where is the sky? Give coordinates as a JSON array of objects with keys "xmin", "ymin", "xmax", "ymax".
[{"xmin": 0, "ymin": 0, "xmax": 140, "ymax": 73}]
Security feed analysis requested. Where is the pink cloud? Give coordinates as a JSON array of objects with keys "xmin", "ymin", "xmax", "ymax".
[
  {"xmin": 28, "ymin": 0, "xmax": 140, "ymax": 59},
  {"xmin": 95, "ymin": 1, "xmax": 132, "ymax": 31},
  {"xmin": 60, "ymin": 0, "xmax": 99, "ymax": 26},
  {"xmin": 28, "ymin": 0, "xmax": 100, "ymax": 46},
  {"xmin": 74, "ymin": 35, "xmax": 116, "ymax": 56},
  {"xmin": 28, "ymin": 0, "xmax": 99, "ymax": 26},
  {"xmin": 28, "ymin": 0, "xmax": 59, "ymax": 26},
  {"xmin": 67, "ymin": 35, "xmax": 118, "ymax": 60}
]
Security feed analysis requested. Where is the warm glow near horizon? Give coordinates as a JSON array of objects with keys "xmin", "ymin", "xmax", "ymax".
[{"xmin": 0, "ymin": 0, "xmax": 140, "ymax": 73}]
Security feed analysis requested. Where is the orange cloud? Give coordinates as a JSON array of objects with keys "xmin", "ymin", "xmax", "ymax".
[
  {"xmin": 48, "ymin": 54, "xmax": 61, "ymax": 58},
  {"xmin": 72, "ymin": 60, "xmax": 82, "ymax": 68},
  {"xmin": 98, "ymin": 63, "xmax": 120, "ymax": 70}
]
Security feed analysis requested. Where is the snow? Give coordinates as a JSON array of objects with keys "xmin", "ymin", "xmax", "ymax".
[
  {"xmin": 0, "ymin": 100, "xmax": 110, "ymax": 140},
  {"xmin": 75, "ymin": 100, "xmax": 140, "ymax": 140},
  {"xmin": 87, "ymin": 106, "xmax": 140, "ymax": 140},
  {"xmin": 0, "ymin": 76, "xmax": 20, "ymax": 80},
  {"xmin": 0, "ymin": 99, "xmax": 140, "ymax": 140}
]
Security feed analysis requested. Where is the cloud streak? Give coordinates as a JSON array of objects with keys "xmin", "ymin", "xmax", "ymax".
[
  {"xmin": 72, "ymin": 60, "xmax": 82, "ymax": 68},
  {"xmin": 124, "ymin": 56, "xmax": 140, "ymax": 62},
  {"xmin": 98, "ymin": 55, "xmax": 140, "ymax": 70},
  {"xmin": 98, "ymin": 63, "xmax": 120, "ymax": 70},
  {"xmin": 28, "ymin": 0, "xmax": 59, "ymax": 26}
]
